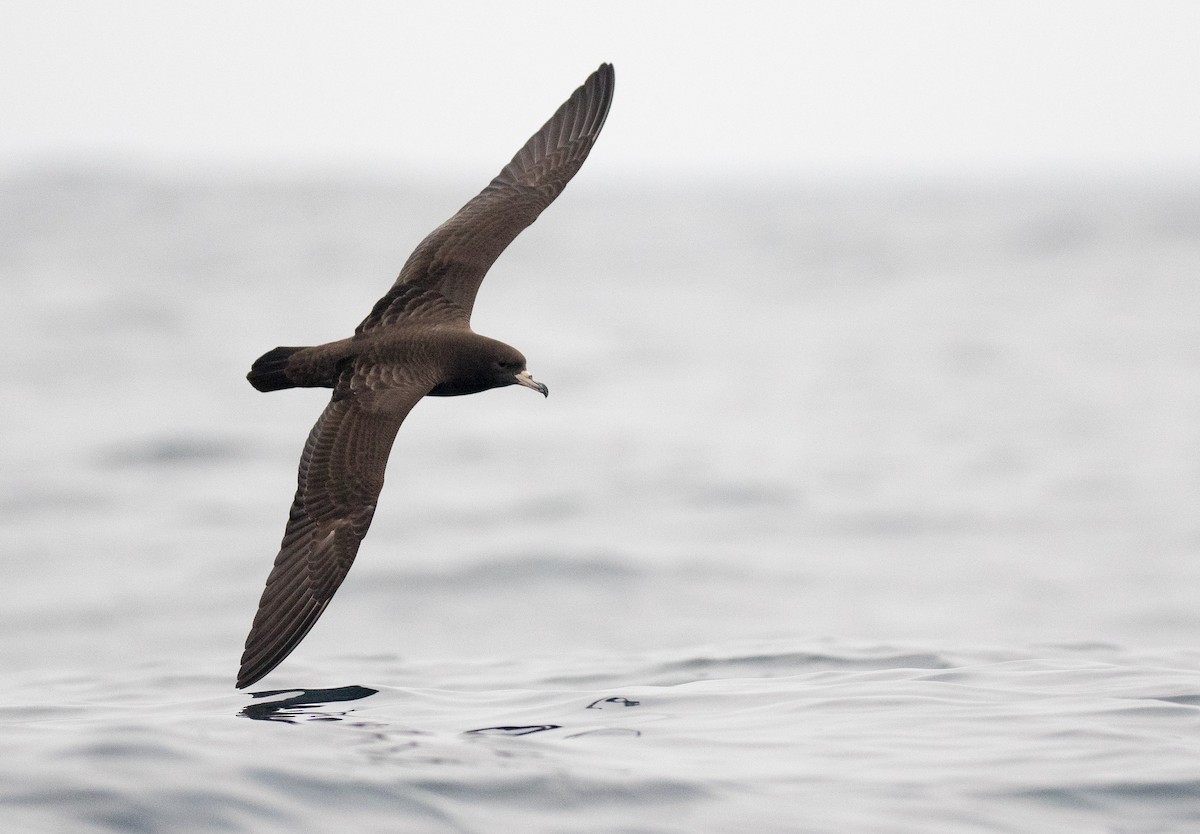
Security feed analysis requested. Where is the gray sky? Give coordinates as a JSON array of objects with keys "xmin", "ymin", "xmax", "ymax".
[{"xmin": 5, "ymin": 0, "xmax": 1200, "ymax": 179}]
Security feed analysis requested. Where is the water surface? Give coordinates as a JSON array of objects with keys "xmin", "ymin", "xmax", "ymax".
[{"xmin": 1, "ymin": 169, "xmax": 1198, "ymax": 832}]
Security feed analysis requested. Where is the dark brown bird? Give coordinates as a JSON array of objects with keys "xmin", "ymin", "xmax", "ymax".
[{"xmin": 237, "ymin": 64, "xmax": 614, "ymax": 689}]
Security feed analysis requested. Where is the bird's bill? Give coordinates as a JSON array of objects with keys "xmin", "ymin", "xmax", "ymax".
[{"xmin": 513, "ymin": 370, "xmax": 549, "ymax": 397}]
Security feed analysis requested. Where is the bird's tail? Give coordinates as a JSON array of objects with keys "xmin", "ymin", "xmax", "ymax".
[{"xmin": 247, "ymin": 346, "xmax": 307, "ymax": 392}]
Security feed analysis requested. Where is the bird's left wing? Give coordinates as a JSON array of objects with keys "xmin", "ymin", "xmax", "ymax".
[{"xmin": 356, "ymin": 62, "xmax": 614, "ymax": 331}]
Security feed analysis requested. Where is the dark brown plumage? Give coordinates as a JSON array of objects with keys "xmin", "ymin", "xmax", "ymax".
[{"xmin": 237, "ymin": 63, "xmax": 614, "ymax": 689}]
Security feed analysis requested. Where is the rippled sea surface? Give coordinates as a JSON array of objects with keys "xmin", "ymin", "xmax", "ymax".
[{"xmin": 2, "ymin": 169, "xmax": 1199, "ymax": 832}]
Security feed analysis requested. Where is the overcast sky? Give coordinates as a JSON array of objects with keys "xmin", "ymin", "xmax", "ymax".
[{"xmin": 5, "ymin": 1, "xmax": 1200, "ymax": 180}]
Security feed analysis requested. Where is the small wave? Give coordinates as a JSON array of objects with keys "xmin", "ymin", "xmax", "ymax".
[
  {"xmin": 544, "ymin": 641, "xmax": 955, "ymax": 687},
  {"xmin": 95, "ymin": 436, "xmax": 245, "ymax": 468}
]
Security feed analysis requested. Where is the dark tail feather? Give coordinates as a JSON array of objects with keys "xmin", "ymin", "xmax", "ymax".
[{"xmin": 247, "ymin": 346, "xmax": 307, "ymax": 392}]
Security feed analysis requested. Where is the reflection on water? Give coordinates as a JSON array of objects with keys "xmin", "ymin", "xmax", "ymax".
[
  {"xmin": 464, "ymin": 724, "xmax": 561, "ymax": 736},
  {"xmin": 239, "ymin": 685, "xmax": 380, "ymax": 723}
]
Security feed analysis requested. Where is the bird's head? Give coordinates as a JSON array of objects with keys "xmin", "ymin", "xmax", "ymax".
[
  {"xmin": 428, "ymin": 336, "xmax": 548, "ymax": 398},
  {"xmin": 488, "ymin": 343, "xmax": 548, "ymax": 397}
]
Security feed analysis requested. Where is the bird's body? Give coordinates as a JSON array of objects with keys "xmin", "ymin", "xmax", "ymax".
[{"xmin": 237, "ymin": 63, "xmax": 614, "ymax": 689}]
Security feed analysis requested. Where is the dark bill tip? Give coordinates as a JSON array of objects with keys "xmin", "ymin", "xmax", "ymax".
[{"xmin": 514, "ymin": 370, "xmax": 548, "ymax": 397}]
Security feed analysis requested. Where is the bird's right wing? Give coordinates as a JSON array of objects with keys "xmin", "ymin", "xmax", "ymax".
[{"xmin": 237, "ymin": 377, "xmax": 431, "ymax": 689}]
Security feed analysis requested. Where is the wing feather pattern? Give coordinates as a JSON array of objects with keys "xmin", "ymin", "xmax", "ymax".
[
  {"xmin": 357, "ymin": 63, "xmax": 614, "ymax": 331},
  {"xmin": 237, "ymin": 382, "xmax": 429, "ymax": 688}
]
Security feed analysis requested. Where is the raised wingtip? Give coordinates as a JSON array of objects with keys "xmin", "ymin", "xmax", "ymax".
[
  {"xmin": 592, "ymin": 62, "xmax": 615, "ymax": 94},
  {"xmin": 579, "ymin": 63, "xmax": 615, "ymax": 143}
]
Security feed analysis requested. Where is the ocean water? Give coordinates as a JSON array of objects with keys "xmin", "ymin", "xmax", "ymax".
[{"xmin": 1, "ymin": 168, "xmax": 1199, "ymax": 832}]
